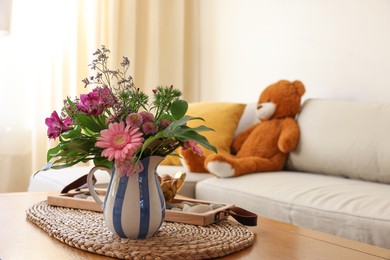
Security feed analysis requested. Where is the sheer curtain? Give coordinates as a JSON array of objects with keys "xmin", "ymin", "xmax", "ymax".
[{"xmin": 0, "ymin": 0, "xmax": 200, "ymax": 192}]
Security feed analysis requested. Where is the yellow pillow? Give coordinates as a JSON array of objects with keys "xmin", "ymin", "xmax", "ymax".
[
  {"xmin": 187, "ymin": 102, "xmax": 245, "ymax": 154},
  {"xmin": 161, "ymin": 155, "xmax": 182, "ymax": 166},
  {"xmin": 160, "ymin": 102, "xmax": 246, "ymax": 168}
]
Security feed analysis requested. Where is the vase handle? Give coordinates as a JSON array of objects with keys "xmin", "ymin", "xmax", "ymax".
[{"xmin": 87, "ymin": 166, "xmax": 111, "ymax": 208}]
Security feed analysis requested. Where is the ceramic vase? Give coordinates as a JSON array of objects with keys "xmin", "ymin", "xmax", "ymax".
[{"xmin": 87, "ymin": 156, "xmax": 166, "ymax": 239}]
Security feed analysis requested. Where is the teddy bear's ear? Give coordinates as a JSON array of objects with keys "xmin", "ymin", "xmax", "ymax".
[{"xmin": 293, "ymin": 80, "xmax": 306, "ymax": 97}]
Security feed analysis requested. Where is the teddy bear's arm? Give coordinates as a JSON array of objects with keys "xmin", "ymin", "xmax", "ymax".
[
  {"xmin": 278, "ymin": 118, "xmax": 300, "ymax": 154},
  {"xmin": 231, "ymin": 124, "xmax": 257, "ymax": 153}
]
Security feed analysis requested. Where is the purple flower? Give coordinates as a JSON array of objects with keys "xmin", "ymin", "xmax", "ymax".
[
  {"xmin": 76, "ymin": 87, "xmax": 116, "ymax": 116},
  {"xmin": 97, "ymin": 87, "xmax": 117, "ymax": 106},
  {"xmin": 159, "ymin": 119, "xmax": 171, "ymax": 130},
  {"xmin": 81, "ymin": 78, "xmax": 90, "ymax": 87},
  {"xmin": 126, "ymin": 113, "xmax": 143, "ymax": 128},
  {"xmin": 45, "ymin": 111, "xmax": 73, "ymax": 139},
  {"xmin": 121, "ymin": 57, "xmax": 130, "ymax": 67},
  {"xmin": 76, "ymin": 92, "xmax": 102, "ymax": 115},
  {"xmin": 139, "ymin": 111, "xmax": 155, "ymax": 123},
  {"xmin": 142, "ymin": 121, "xmax": 158, "ymax": 135}
]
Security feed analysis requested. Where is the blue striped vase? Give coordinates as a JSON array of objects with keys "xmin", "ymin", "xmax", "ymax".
[{"xmin": 88, "ymin": 156, "xmax": 166, "ymax": 239}]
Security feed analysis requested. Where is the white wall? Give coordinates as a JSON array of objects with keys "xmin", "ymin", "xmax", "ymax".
[{"xmin": 199, "ymin": 0, "xmax": 390, "ymax": 103}]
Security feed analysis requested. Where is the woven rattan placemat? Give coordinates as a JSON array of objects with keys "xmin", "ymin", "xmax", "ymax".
[{"xmin": 26, "ymin": 201, "xmax": 254, "ymax": 259}]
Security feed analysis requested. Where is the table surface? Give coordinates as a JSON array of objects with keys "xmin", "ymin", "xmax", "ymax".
[{"xmin": 1, "ymin": 192, "xmax": 389, "ymax": 260}]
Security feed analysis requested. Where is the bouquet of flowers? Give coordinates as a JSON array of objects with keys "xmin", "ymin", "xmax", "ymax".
[{"xmin": 43, "ymin": 46, "xmax": 216, "ymax": 176}]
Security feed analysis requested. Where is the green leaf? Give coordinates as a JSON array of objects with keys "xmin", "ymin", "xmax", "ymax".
[
  {"xmin": 61, "ymin": 125, "xmax": 82, "ymax": 139},
  {"xmin": 175, "ymin": 125, "xmax": 214, "ymax": 135},
  {"xmin": 93, "ymin": 157, "xmax": 112, "ymax": 168},
  {"xmin": 66, "ymin": 97, "xmax": 77, "ymax": 111},
  {"xmin": 159, "ymin": 114, "xmax": 175, "ymax": 122},
  {"xmin": 47, "ymin": 145, "xmax": 62, "ymax": 161},
  {"xmin": 170, "ymin": 100, "xmax": 188, "ymax": 120},
  {"xmin": 165, "ymin": 152, "xmax": 181, "ymax": 158},
  {"xmin": 50, "ymin": 160, "xmax": 82, "ymax": 169},
  {"xmin": 64, "ymin": 141, "xmax": 90, "ymax": 153},
  {"xmin": 75, "ymin": 113, "xmax": 103, "ymax": 133},
  {"xmin": 139, "ymin": 132, "xmax": 164, "ymax": 155},
  {"xmin": 49, "ymin": 152, "xmax": 94, "ymax": 169},
  {"xmin": 67, "ymin": 151, "xmax": 86, "ymax": 157},
  {"xmin": 163, "ymin": 115, "xmax": 203, "ymax": 136},
  {"xmin": 175, "ymin": 130, "xmax": 217, "ymax": 153}
]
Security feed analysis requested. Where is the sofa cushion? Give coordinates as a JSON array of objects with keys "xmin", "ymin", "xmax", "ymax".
[
  {"xmin": 234, "ymin": 103, "xmax": 258, "ymax": 138},
  {"xmin": 287, "ymin": 99, "xmax": 390, "ymax": 184},
  {"xmin": 186, "ymin": 102, "xmax": 246, "ymax": 155},
  {"xmin": 178, "ymin": 102, "xmax": 246, "ymax": 172},
  {"xmin": 161, "ymin": 102, "xmax": 246, "ymax": 167},
  {"xmin": 195, "ymin": 171, "xmax": 390, "ymax": 248},
  {"xmin": 28, "ymin": 166, "xmax": 110, "ymax": 192}
]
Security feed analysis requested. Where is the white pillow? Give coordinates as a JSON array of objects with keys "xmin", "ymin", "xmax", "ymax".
[
  {"xmin": 234, "ymin": 103, "xmax": 258, "ymax": 137},
  {"xmin": 287, "ymin": 99, "xmax": 390, "ymax": 184},
  {"xmin": 28, "ymin": 166, "xmax": 110, "ymax": 192}
]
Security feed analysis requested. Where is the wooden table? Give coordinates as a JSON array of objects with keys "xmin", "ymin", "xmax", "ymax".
[{"xmin": 1, "ymin": 192, "xmax": 389, "ymax": 260}]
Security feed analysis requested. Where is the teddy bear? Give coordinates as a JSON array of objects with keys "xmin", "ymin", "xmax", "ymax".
[{"xmin": 204, "ymin": 79, "xmax": 305, "ymax": 178}]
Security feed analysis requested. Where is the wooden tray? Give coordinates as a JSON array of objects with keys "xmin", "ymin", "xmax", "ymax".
[
  {"xmin": 165, "ymin": 197, "xmax": 234, "ymax": 226},
  {"xmin": 47, "ymin": 189, "xmax": 106, "ymax": 212},
  {"xmin": 47, "ymin": 190, "xmax": 233, "ymax": 226}
]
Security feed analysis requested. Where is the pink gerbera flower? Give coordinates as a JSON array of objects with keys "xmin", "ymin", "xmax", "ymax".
[{"xmin": 96, "ymin": 121, "xmax": 144, "ymax": 161}]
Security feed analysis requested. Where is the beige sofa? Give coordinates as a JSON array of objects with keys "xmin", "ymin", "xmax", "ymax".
[
  {"xmin": 157, "ymin": 99, "xmax": 390, "ymax": 249},
  {"xmin": 29, "ymin": 99, "xmax": 390, "ymax": 249}
]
